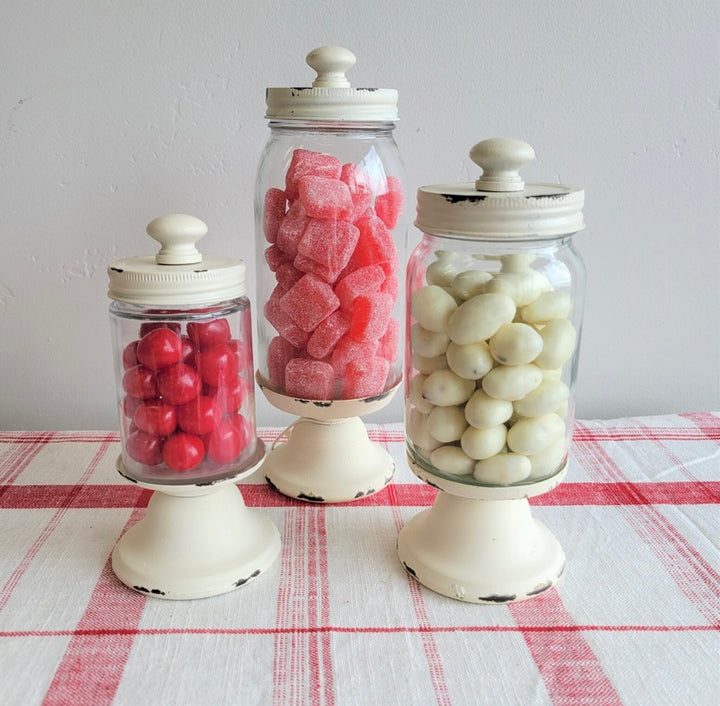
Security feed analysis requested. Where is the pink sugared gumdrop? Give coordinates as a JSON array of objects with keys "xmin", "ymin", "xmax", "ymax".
[
  {"xmin": 375, "ymin": 176, "xmax": 404, "ymax": 230},
  {"xmin": 350, "ymin": 214, "xmax": 399, "ymax": 276},
  {"xmin": 284, "ymin": 358, "xmax": 335, "ymax": 400},
  {"xmin": 275, "ymin": 262, "xmax": 303, "ymax": 290},
  {"xmin": 264, "ymin": 188, "xmax": 287, "ymax": 243},
  {"xmin": 298, "ymin": 176, "xmax": 353, "ymax": 220},
  {"xmin": 378, "ymin": 317, "xmax": 400, "ymax": 362},
  {"xmin": 276, "ymin": 200, "xmax": 309, "ymax": 258},
  {"xmin": 341, "ymin": 356, "xmax": 390, "ymax": 399},
  {"xmin": 285, "ymin": 149, "xmax": 342, "ymax": 199},
  {"xmin": 267, "ymin": 336, "xmax": 297, "ymax": 389},
  {"xmin": 295, "ymin": 219, "xmax": 360, "ymax": 283},
  {"xmin": 264, "ymin": 244, "xmax": 289, "ymax": 272},
  {"xmin": 279, "ymin": 273, "xmax": 340, "ymax": 333},
  {"xmin": 379, "ymin": 274, "xmax": 399, "ymax": 302},
  {"xmin": 349, "ymin": 293, "xmax": 394, "ymax": 343},
  {"xmin": 330, "ymin": 335, "xmax": 379, "ymax": 377},
  {"xmin": 340, "ymin": 163, "xmax": 373, "ymax": 221},
  {"xmin": 334, "ymin": 264, "xmax": 385, "ymax": 310},
  {"xmin": 307, "ymin": 309, "xmax": 351, "ymax": 360},
  {"xmin": 264, "ymin": 287, "xmax": 310, "ymax": 349}
]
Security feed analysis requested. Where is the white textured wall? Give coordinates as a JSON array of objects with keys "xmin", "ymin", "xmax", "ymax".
[{"xmin": 1, "ymin": 0, "xmax": 718, "ymax": 430}]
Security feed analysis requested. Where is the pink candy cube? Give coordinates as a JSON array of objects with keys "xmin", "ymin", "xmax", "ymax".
[
  {"xmin": 330, "ymin": 335, "xmax": 379, "ymax": 377},
  {"xmin": 350, "ymin": 213, "xmax": 399, "ymax": 276},
  {"xmin": 378, "ymin": 317, "xmax": 400, "ymax": 362},
  {"xmin": 275, "ymin": 262, "xmax": 303, "ymax": 290},
  {"xmin": 284, "ymin": 358, "xmax": 335, "ymax": 400},
  {"xmin": 264, "ymin": 244, "xmax": 289, "ymax": 272},
  {"xmin": 307, "ymin": 309, "xmax": 351, "ymax": 360},
  {"xmin": 263, "ymin": 188, "xmax": 287, "ymax": 243},
  {"xmin": 267, "ymin": 336, "xmax": 297, "ymax": 388},
  {"xmin": 349, "ymin": 292, "xmax": 395, "ymax": 343},
  {"xmin": 285, "ymin": 149, "xmax": 342, "ymax": 199},
  {"xmin": 375, "ymin": 175, "xmax": 404, "ymax": 230},
  {"xmin": 298, "ymin": 176, "xmax": 353, "ymax": 220},
  {"xmin": 334, "ymin": 264, "xmax": 386, "ymax": 310},
  {"xmin": 340, "ymin": 163, "xmax": 373, "ymax": 221},
  {"xmin": 276, "ymin": 200, "xmax": 309, "ymax": 259},
  {"xmin": 264, "ymin": 294, "xmax": 310, "ymax": 349},
  {"xmin": 296, "ymin": 219, "xmax": 360, "ymax": 284},
  {"xmin": 342, "ymin": 356, "xmax": 390, "ymax": 399},
  {"xmin": 279, "ymin": 273, "xmax": 340, "ymax": 332}
]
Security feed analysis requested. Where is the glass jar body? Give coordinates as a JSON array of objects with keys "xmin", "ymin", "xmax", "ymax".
[
  {"xmin": 109, "ymin": 297, "xmax": 258, "ymax": 484},
  {"xmin": 405, "ymin": 233, "xmax": 586, "ymax": 486},
  {"xmin": 254, "ymin": 120, "xmax": 406, "ymax": 401}
]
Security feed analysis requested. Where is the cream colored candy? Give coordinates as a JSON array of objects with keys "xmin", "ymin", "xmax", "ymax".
[
  {"xmin": 534, "ymin": 318, "xmax": 577, "ymax": 369},
  {"xmin": 430, "ymin": 445, "xmax": 475, "ymax": 476},
  {"xmin": 409, "ymin": 373, "xmax": 433, "ymax": 414},
  {"xmin": 506, "ymin": 413, "xmax": 565, "ymax": 455},
  {"xmin": 407, "ymin": 406, "xmax": 443, "ymax": 452},
  {"xmin": 412, "ymin": 352, "xmax": 448, "ymax": 375},
  {"xmin": 520, "ymin": 290, "xmax": 572, "ymax": 324},
  {"xmin": 528, "ymin": 435, "xmax": 568, "ymax": 479},
  {"xmin": 425, "ymin": 251, "xmax": 458, "ymax": 287},
  {"xmin": 473, "ymin": 452, "xmax": 532, "ymax": 484},
  {"xmin": 489, "ymin": 323, "xmax": 543, "ymax": 366},
  {"xmin": 464, "ymin": 389, "xmax": 514, "ymax": 428},
  {"xmin": 447, "ymin": 293, "xmax": 516, "ymax": 344},
  {"xmin": 422, "ymin": 369, "xmax": 476, "ymax": 406},
  {"xmin": 427, "ymin": 405, "xmax": 467, "ymax": 443},
  {"xmin": 513, "ymin": 379, "xmax": 569, "ymax": 417},
  {"xmin": 482, "ymin": 271, "xmax": 551, "ymax": 306},
  {"xmin": 499, "ymin": 253, "xmax": 536, "ymax": 273},
  {"xmin": 446, "ymin": 340, "xmax": 494, "ymax": 380},
  {"xmin": 450, "ymin": 269, "xmax": 493, "ymax": 300},
  {"xmin": 482, "ymin": 364, "xmax": 542, "ymax": 401},
  {"xmin": 411, "ymin": 285, "xmax": 458, "ymax": 332},
  {"xmin": 460, "ymin": 424, "xmax": 507, "ymax": 460},
  {"xmin": 410, "ymin": 323, "xmax": 449, "ymax": 358}
]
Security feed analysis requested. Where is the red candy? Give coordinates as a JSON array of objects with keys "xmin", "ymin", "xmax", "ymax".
[
  {"xmin": 340, "ymin": 163, "xmax": 373, "ymax": 221},
  {"xmin": 351, "ymin": 214, "xmax": 399, "ymax": 276},
  {"xmin": 122, "ymin": 365, "xmax": 158, "ymax": 399},
  {"xmin": 342, "ymin": 356, "xmax": 390, "ymax": 399},
  {"xmin": 330, "ymin": 336, "xmax": 379, "ymax": 377},
  {"xmin": 375, "ymin": 175, "xmax": 404, "ymax": 230},
  {"xmin": 177, "ymin": 395, "xmax": 221, "ymax": 435},
  {"xmin": 307, "ymin": 309, "xmax": 351, "ymax": 360},
  {"xmin": 349, "ymin": 293, "xmax": 394, "ymax": 343},
  {"xmin": 126, "ymin": 429, "xmax": 163, "ymax": 466},
  {"xmin": 279, "ymin": 273, "xmax": 339, "ymax": 332},
  {"xmin": 378, "ymin": 317, "xmax": 400, "ymax": 362},
  {"xmin": 285, "ymin": 149, "xmax": 342, "ymax": 198},
  {"xmin": 267, "ymin": 336, "xmax": 297, "ymax": 388},
  {"xmin": 196, "ymin": 344, "xmax": 239, "ymax": 386},
  {"xmin": 264, "ymin": 295, "xmax": 311, "ymax": 349},
  {"xmin": 187, "ymin": 319, "xmax": 231, "ymax": 350},
  {"xmin": 136, "ymin": 327, "xmax": 183, "ymax": 370},
  {"xmin": 284, "ymin": 358, "xmax": 335, "ymax": 400},
  {"xmin": 298, "ymin": 176, "xmax": 353, "ymax": 220},
  {"xmin": 263, "ymin": 187, "xmax": 287, "ymax": 243},
  {"xmin": 134, "ymin": 400, "xmax": 177, "ymax": 436},
  {"xmin": 205, "ymin": 420, "xmax": 243, "ymax": 464},
  {"xmin": 296, "ymin": 219, "xmax": 360, "ymax": 284},
  {"xmin": 334, "ymin": 264, "xmax": 385, "ymax": 310},
  {"xmin": 122, "ymin": 341, "xmax": 139, "ymax": 370},
  {"xmin": 162, "ymin": 432, "xmax": 205, "ymax": 471},
  {"xmin": 156, "ymin": 363, "xmax": 201, "ymax": 405},
  {"xmin": 276, "ymin": 200, "xmax": 309, "ymax": 258}
]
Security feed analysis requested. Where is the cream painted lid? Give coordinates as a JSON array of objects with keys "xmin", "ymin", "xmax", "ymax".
[
  {"xmin": 265, "ymin": 46, "xmax": 398, "ymax": 122},
  {"xmin": 107, "ymin": 214, "xmax": 246, "ymax": 305},
  {"xmin": 416, "ymin": 138, "xmax": 585, "ymax": 239}
]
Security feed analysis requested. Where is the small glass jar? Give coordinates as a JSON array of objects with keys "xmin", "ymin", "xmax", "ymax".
[
  {"xmin": 405, "ymin": 138, "xmax": 586, "ymax": 487},
  {"xmin": 254, "ymin": 46, "xmax": 406, "ymax": 402},
  {"xmin": 108, "ymin": 214, "xmax": 261, "ymax": 485}
]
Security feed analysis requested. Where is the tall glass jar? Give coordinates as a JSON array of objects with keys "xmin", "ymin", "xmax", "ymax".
[
  {"xmin": 108, "ymin": 214, "xmax": 262, "ymax": 486},
  {"xmin": 405, "ymin": 138, "xmax": 586, "ymax": 488},
  {"xmin": 254, "ymin": 46, "xmax": 406, "ymax": 403}
]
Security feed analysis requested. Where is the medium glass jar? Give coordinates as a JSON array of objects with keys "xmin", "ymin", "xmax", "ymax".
[
  {"xmin": 254, "ymin": 46, "xmax": 406, "ymax": 402},
  {"xmin": 405, "ymin": 138, "xmax": 586, "ymax": 487},
  {"xmin": 108, "ymin": 214, "xmax": 261, "ymax": 485}
]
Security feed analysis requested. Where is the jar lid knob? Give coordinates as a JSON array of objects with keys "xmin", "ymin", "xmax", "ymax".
[
  {"xmin": 470, "ymin": 138, "xmax": 535, "ymax": 192},
  {"xmin": 146, "ymin": 214, "xmax": 207, "ymax": 265},
  {"xmin": 307, "ymin": 46, "xmax": 356, "ymax": 88}
]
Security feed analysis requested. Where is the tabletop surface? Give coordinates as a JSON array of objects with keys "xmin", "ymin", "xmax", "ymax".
[{"xmin": 0, "ymin": 413, "xmax": 718, "ymax": 706}]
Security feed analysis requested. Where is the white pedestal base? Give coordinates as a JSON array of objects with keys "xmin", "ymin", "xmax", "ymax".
[
  {"xmin": 262, "ymin": 416, "xmax": 394, "ymax": 503},
  {"xmin": 398, "ymin": 456, "xmax": 567, "ymax": 603},
  {"xmin": 112, "ymin": 454, "xmax": 281, "ymax": 600}
]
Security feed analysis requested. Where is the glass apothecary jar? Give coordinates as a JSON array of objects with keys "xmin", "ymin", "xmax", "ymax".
[
  {"xmin": 107, "ymin": 214, "xmax": 279, "ymax": 600},
  {"xmin": 253, "ymin": 46, "xmax": 407, "ymax": 503},
  {"xmin": 398, "ymin": 138, "xmax": 586, "ymax": 603}
]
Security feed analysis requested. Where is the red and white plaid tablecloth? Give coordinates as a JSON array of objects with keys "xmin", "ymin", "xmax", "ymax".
[{"xmin": 1, "ymin": 413, "xmax": 718, "ymax": 705}]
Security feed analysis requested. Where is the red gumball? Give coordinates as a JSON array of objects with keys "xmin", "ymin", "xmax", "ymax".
[
  {"xmin": 187, "ymin": 318, "xmax": 231, "ymax": 350},
  {"xmin": 157, "ymin": 363, "xmax": 201, "ymax": 405},
  {"xmin": 206, "ymin": 375, "xmax": 248, "ymax": 414},
  {"xmin": 139, "ymin": 322, "xmax": 182, "ymax": 337},
  {"xmin": 205, "ymin": 420, "xmax": 242, "ymax": 464},
  {"xmin": 125, "ymin": 429, "xmax": 164, "ymax": 466},
  {"xmin": 227, "ymin": 339, "xmax": 251, "ymax": 369},
  {"xmin": 123, "ymin": 395, "xmax": 143, "ymax": 419},
  {"xmin": 162, "ymin": 432, "xmax": 205, "ymax": 471},
  {"xmin": 180, "ymin": 335, "xmax": 195, "ymax": 366},
  {"xmin": 122, "ymin": 340, "xmax": 139, "ymax": 370},
  {"xmin": 136, "ymin": 327, "xmax": 183, "ymax": 370},
  {"xmin": 177, "ymin": 395, "xmax": 221, "ymax": 435},
  {"xmin": 196, "ymin": 344, "xmax": 239, "ymax": 387},
  {"xmin": 229, "ymin": 412, "xmax": 253, "ymax": 450},
  {"xmin": 134, "ymin": 400, "xmax": 177, "ymax": 436},
  {"xmin": 122, "ymin": 365, "xmax": 158, "ymax": 399}
]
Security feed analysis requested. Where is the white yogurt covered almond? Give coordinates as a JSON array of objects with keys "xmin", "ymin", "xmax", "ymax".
[
  {"xmin": 534, "ymin": 318, "xmax": 576, "ymax": 369},
  {"xmin": 422, "ymin": 368, "xmax": 476, "ymax": 406},
  {"xmin": 430, "ymin": 445, "xmax": 475, "ymax": 475},
  {"xmin": 489, "ymin": 323, "xmax": 543, "ymax": 366},
  {"xmin": 481, "ymin": 364, "xmax": 543, "ymax": 401},
  {"xmin": 411, "ymin": 285, "xmax": 458, "ymax": 332},
  {"xmin": 464, "ymin": 389, "xmax": 514, "ymax": 428},
  {"xmin": 460, "ymin": 424, "xmax": 507, "ymax": 460},
  {"xmin": 447, "ymin": 293, "xmax": 516, "ymax": 344},
  {"xmin": 427, "ymin": 405, "xmax": 467, "ymax": 443},
  {"xmin": 446, "ymin": 340, "xmax": 494, "ymax": 380},
  {"xmin": 506, "ymin": 413, "xmax": 565, "ymax": 455},
  {"xmin": 473, "ymin": 452, "xmax": 532, "ymax": 484}
]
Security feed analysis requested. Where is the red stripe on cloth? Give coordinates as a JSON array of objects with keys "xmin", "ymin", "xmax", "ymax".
[
  {"xmin": 3, "ymin": 481, "xmax": 717, "ymax": 510},
  {"xmin": 42, "ymin": 506, "xmax": 148, "ymax": 706},
  {"xmin": 509, "ymin": 589, "xmax": 623, "ymax": 705},
  {"xmin": 574, "ymin": 423, "xmax": 720, "ymax": 625},
  {"xmin": 389, "ymin": 499, "xmax": 452, "ymax": 706},
  {"xmin": 680, "ymin": 412, "xmax": 720, "ymax": 444},
  {"xmin": 0, "ymin": 431, "xmax": 55, "ymax": 485}
]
